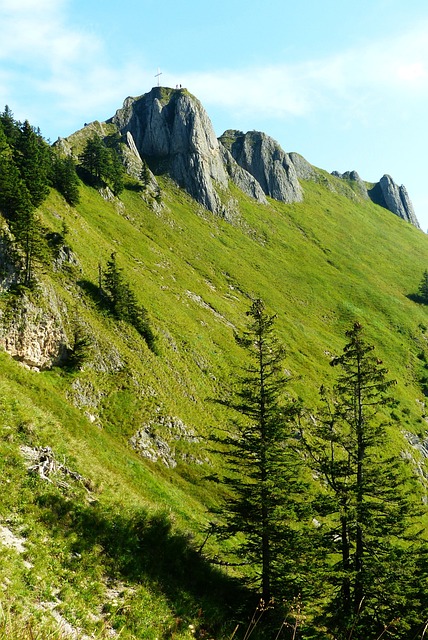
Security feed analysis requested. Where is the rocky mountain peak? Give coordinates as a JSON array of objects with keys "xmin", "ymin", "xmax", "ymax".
[
  {"xmin": 106, "ymin": 87, "xmax": 420, "ymax": 229},
  {"xmin": 374, "ymin": 175, "xmax": 420, "ymax": 228},
  {"xmin": 109, "ymin": 87, "xmax": 228, "ymax": 215}
]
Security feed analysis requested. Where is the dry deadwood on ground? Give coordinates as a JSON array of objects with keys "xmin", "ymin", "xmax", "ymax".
[{"xmin": 20, "ymin": 445, "xmax": 93, "ymax": 492}]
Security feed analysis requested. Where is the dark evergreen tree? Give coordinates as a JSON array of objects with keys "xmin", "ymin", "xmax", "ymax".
[
  {"xmin": 15, "ymin": 120, "xmax": 50, "ymax": 208},
  {"xmin": 0, "ymin": 105, "xmax": 19, "ymax": 146},
  {"xmin": 106, "ymin": 147, "xmax": 125, "ymax": 196},
  {"xmin": 51, "ymin": 154, "xmax": 80, "ymax": 206},
  {"xmin": 0, "ymin": 112, "xmax": 51, "ymax": 287},
  {"xmin": 64, "ymin": 323, "xmax": 93, "ymax": 370},
  {"xmin": 139, "ymin": 160, "xmax": 151, "ymax": 190},
  {"xmin": 79, "ymin": 135, "xmax": 109, "ymax": 183},
  {"xmin": 300, "ymin": 322, "xmax": 425, "ymax": 639},
  {"xmin": 0, "ymin": 121, "xmax": 32, "ymax": 222},
  {"xmin": 10, "ymin": 206, "xmax": 47, "ymax": 287},
  {"xmin": 418, "ymin": 269, "xmax": 428, "ymax": 304},
  {"xmin": 213, "ymin": 299, "xmax": 307, "ymax": 604},
  {"xmin": 103, "ymin": 253, "xmax": 157, "ymax": 352},
  {"xmin": 79, "ymin": 134, "xmax": 124, "ymax": 194}
]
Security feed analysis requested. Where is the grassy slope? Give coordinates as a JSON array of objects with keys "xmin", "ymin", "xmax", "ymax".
[{"xmin": 1, "ymin": 168, "xmax": 428, "ymax": 638}]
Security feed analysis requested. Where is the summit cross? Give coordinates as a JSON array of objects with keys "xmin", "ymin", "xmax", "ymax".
[{"xmin": 155, "ymin": 68, "xmax": 162, "ymax": 87}]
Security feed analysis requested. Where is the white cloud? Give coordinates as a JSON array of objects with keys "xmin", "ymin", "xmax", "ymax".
[
  {"xmin": 0, "ymin": 0, "xmax": 151, "ymax": 132},
  {"xmin": 181, "ymin": 20, "xmax": 428, "ymax": 122},
  {"xmin": 1, "ymin": 0, "xmax": 428, "ymax": 141},
  {"xmin": 0, "ymin": 0, "xmax": 96, "ymax": 66}
]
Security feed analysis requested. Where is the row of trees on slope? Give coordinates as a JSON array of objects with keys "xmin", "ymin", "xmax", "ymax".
[
  {"xmin": 214, "ymin": 300, "xmax": 427, "ymax": 640},
  {"xmin": 0, "ymin": 107, "xmax": 128, "ymax": 287},
  {"xmin": 0, "ymin": 108, "xmax": 156, "ymax": 353}
]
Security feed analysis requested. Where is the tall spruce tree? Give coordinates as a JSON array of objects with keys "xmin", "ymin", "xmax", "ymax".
[
  {"xmin": 79, "ymin": 135, "xmax": 109, "ymax": 183},
  {"xmin": 103, "ymin": 253, "xmax": 157, "ymax": 352},
  {"xmin": 300, "ymin": 322, "xmax": 425, "ymax": 639},
  {"xmin": 79, "ymin": 134, "xmax": 124, "ymax": 194},
  {"xmin": 213, "ymin": 299, "xmax": 306, "ymax": 604},
  {"xmin": 51, "ymin": 154, "xmax": 80, "ymax": 206},
  {"xmin": 15, "ymin": 120, "xmax": 50, "ymax": 208}
]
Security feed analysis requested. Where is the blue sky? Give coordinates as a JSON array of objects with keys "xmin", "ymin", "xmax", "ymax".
[{"xmin": 2, "ymin": 0, "xmax": 428, "ymax": 230}]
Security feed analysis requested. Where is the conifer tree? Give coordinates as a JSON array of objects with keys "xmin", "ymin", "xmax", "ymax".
[
  {"xmin": 15, "ymin": 120, "xmax": 50, "ymax": 208},
  {"xmin": 300, "ymin": 322, "xmax": 424, "ymax": 639},
  {"xmin": 139, "ymin": 160, "xmax": 151, "ymax": 190},
  {"xmin": 79, "ymin": 135, "xmax": 109, "ymax": 183},
  {"xmin": 51, "ymin": 154, "xmax": 80, "ymax": 206},
  {"xmin": 79, "ymin": 134, "xmax": 124, "ymax": 194},
  {"xmin": 0, "ymin": 105, "xmax": 19, "ymax": 145},
  {"xmin": 214, "ymin": 299, "xmax": 306, "ymax": 604},
  {"xmin": 106, "ymin": 147, "xmax": 125, "ymax": 196},
  {"xmin": 103, "ymin": 253, "xmax": 157, "ymax": 351},
  {"xmin": 418, "ymin": 269, "xmax": 428, "ymax": 304}
]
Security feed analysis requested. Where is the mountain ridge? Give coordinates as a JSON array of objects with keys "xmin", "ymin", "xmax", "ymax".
[{"xmin": 96, "ymin": 85, "xmax": 421, "ymax": 228}]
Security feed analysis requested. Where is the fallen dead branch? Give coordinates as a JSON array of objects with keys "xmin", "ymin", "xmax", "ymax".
[{"xmin": 20, "ymin": 445, "xmax": 93, "ymax": 493}]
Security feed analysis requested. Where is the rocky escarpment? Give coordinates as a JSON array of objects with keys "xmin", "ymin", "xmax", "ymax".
[
  {"xmin": 0, "ymin": 288, "xmax": 69, "ymax": 370},
  {"xmin": 109, "ymin": 87, "xmax": 229, "ymax": 215},
  {"xmin": 331, "ymin": 170, "xmax": 369, "ymax": 200},
  {"xmin": 219, "ymin": 145, "xmax": 267, "ymax": 205},
  {"xmin": 369, "ymin": 175, "xmax": 420, "ymax": 228},
  {"xmin": 219, "ymin": 130, "xmax": 303, "ymax": 204},
  {"xmin": 332, "ymin": 170, "xmax": 420, "ymax": 229}
]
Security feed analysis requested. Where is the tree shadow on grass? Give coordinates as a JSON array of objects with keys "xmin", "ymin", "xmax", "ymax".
[
  {"xmin": 77, "ymin": 279, "xmax": 111, "ymax": 313},
  {"xmin": 35, "ymin": 492, "xmax": 249, "ymax": 636},
  {"xmin": 406, "ymin": 292, "xmax": 428, "ymax": 305}
]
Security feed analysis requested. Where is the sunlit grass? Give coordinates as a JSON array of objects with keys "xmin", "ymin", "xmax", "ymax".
[{"xmin": 0, "ymin": 167, "xmax": 428, "ymax": 636}]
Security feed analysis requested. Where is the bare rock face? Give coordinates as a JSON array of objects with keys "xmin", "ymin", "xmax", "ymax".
[
  {"xmin": 331, "ymin": 169, "xmax": 369, "ymax": 199},
  {"xmin": 219, "ymin": 130, "xmax": 303, "ymax": 203},
  {"xmin": 109, "ymin": 87, "xmax": 228, "ymax": 215},
  {"xmin": 288, "ymin": 152, "xmax": 316, "ymax": 181},
  {"xmin": 375, "ymin": 175, "xmax": 420, "ymax": 228},
  {"xmin": 219, "ymin": 144, "xmax": 268, "ymax": 204},
  {"xmin": 333, "ymin": 170, "xmax": 420, "ymax": 229},
  {"xmin": 0, "ymin": 288, "xmax": 69, "ymax": 369}
]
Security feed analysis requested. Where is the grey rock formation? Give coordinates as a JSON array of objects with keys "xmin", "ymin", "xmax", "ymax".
[
  {"xmin": 288, "ymin": 152, "xmax": 316, "ymax": 181},
  {"xmin": 0, "ymin": 286, "xmax": 69, "ymax": 369},
  {"xmin": 219, "ymin": 130, "xmax": 303, "ymax": 203},
  {"xmin": 332, "ymin": 170, "xmax": 420, "ymax": 228},
  {"xmin": 331, "ymin": 169, "xmax": 369, "ymax": 199},
  {"xmin": 219, "ymin": 144, "xmax": 268, "ymax": 204},
  {"xmin": 374, "ymin": 175, "xmax": 420, "ymax": 228},
  {"xmin": 109, "ymin": 87, "xmax": 228, "ymax": 215}
]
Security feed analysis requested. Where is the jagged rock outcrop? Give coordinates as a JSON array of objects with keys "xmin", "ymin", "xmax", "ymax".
[
  {"xmin": 219, "ymin": 130, "xmax": 303, "ymax": 203},
  {"xmin": 288, "ymin": 152, "xmax": 316, "ymax": 181},
  {"xmin": 0, "ymin": 288, "xmax": 69, "ymax": 369},
  {"xmin": 332, "ymin": 170, "xmax": 420, "ymax": 228},
  {"xmin": 219, "ymin": 144, "xmax": 268, "ymax": 204},
  {"xmin": 109, "ymin": 87, "xmax": 228, "ymax": 215},
  {"xmin": 331, "ymin": 170, "xmax": 369, "ymax": 199},
  {"xmin": 370, "ymin": 175, "xmax": 420, "ymax": 229}
]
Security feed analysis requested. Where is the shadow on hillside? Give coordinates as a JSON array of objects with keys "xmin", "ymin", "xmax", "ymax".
[
  {"xmin": 35, "ymin": 493, "xmax": 249, "ymax": 636},
  {"xmin": 77, "ymin": 279, "xmax": 111, "ymax": 312},
  {"xmin": 406, "ymin": 292, "xmax": 424, "ymax": 304}
]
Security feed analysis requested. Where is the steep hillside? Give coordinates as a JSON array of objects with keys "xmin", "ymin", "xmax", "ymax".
[{"xmin": 1, "ymin": 92, "xmax": 428, "ymax": 638}]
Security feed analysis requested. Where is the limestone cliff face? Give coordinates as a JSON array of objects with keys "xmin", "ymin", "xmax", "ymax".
[
  {"xmin": 109, "ymin": 87, "xmax": 228, "ymax": 215},
  {"xmin": 374, "ymin": 175, "xmax": 420, "ymax": 228},
  {"xmin": 219, "ymin": 130, "xmax": 303, "ymax": 204},
  {"xmin": 219, "ymin": 144, "xmax": 268, "ymax": 204},
  {"xmin": 0, "ymin": 288, "xmax": 69, "ymax": 370}
]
